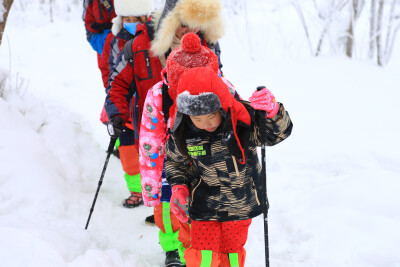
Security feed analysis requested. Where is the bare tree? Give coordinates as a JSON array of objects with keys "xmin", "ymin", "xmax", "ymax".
[
  {"xmin": 0, "ymin": 0, "xmax": 14, "ymax": 47},
  {"xmin": 293, "ymin": 0, "xmax": 400, "ymax": 65},
  {"xmin": 375, "ymin": 0, "xmax": 400, "ymax": 66},
  {"xmin": 314, "ymin": 0, "xmax": 349, "ymax": 56},
  {"xmin": 292, "ymin": 0, "xmax": 314, "ymax": 55},
  {"xmin": 369, "ymin": 0, "xmax": 377, "ymax": 59},
  {"xmin": 345, "ymin": 0, "xmax": 365, "ymax": 57},
  {"xmin": 382, "ymin": 0, "xmax": 400, "ymax": 64},
  {"xmin": 376, "ymin": 0, "xmax": 385, "ymax": 65}
]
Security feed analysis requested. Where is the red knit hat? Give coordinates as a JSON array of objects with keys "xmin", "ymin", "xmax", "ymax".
[
  {"xmin": 166, "ymin": 33, "xmax": 219, "ymax": 96},
  {"xmin": 171, "ymin": 67, "xmax": 251, "ymax": 163}
]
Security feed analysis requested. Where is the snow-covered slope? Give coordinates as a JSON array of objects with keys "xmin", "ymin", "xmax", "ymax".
[{"xmin": 0, "ymin": 1, "xmax": 399, "ymax": 266}]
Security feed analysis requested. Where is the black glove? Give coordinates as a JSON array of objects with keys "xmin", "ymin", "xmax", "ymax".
[
  {"xmin": 91, "ymin": 22, "xmax": 112, "ymax": 33},
  {"xmin": 107, "ymin": 116, "xmax": 124, "ymax": 137}
]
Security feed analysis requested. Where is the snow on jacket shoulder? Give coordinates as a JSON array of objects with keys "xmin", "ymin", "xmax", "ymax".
[{"xmin": 139, "ymin": 78, "xmax": 238, "ymax": 206}]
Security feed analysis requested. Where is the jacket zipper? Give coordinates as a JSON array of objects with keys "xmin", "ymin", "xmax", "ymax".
[
  {"xmin": 190, "ymin": 178, "xmax": 202, "ymax": 207},
  {"xmin": 232, "ymin": 156, "xmax": 240, "ymax": 177},
  {"xmin": 233, "ymin": 156, "xmax": 260, "ymax": 205}
]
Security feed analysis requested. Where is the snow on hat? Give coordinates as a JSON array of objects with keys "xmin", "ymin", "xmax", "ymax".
[
  {"xmin": 165, "ymin": 33, "xmax": 219, "ymax": 128},
  {"xmin": 151, "ymin": 0, "xmax": 225, "ymax": 57},
  {"xmin": 166, "ymin": 32, "xmax": 219, "ymax": 93},
  {"xmin": 171, "ymin": 67, "xmax": 251, "ymax": 163},
  {"xmin": 112, "ymin": 0, "xmax": 154, "ymax": 35}
]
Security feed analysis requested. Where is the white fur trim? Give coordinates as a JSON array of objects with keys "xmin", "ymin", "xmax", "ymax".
[
  {"xmin": 112, "ymin": 16, "xmax": 123, "ymax": 36},
  {"xmin": 151, "ymin": 0, "xmax": 225, "ymax": 57},
  {"xmin": 114, "ymin": 0, "xmax": 155, "ymax": 17}
]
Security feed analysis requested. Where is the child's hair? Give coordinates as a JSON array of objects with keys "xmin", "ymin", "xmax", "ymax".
[{"xmin": 174, "ymin": 115, "xmax": 190, "ymax": 160}]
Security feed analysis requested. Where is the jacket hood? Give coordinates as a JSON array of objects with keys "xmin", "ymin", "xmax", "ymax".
[{"xmin": 151, "ymin": 0, "xmax": 225, "ymax": 57}]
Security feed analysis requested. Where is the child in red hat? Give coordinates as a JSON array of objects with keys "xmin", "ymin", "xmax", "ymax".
[
  {"xmin": 138, "ymin": 32, "xmax": 238, "ymax": 266},
  {"xmin": 165, "ymin": 67, "xmax": 293, "ymax": 267}
]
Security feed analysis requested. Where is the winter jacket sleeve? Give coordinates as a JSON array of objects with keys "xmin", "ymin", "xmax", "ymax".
[
  {"xmin": 99, "ymin": 32, "xmax": 114, "ymax": 88},
  {"xmin": 139, "ymin": 82, "xmax": 167, "ymax": 207},
  {"xmin": 82, "ymin": 0, "xmax": 98, "ymax": 41},
  {"xmin": 104, "ymin": 51, "xmax": 134, "ymax": 122},
  {"xmin": 254, "ymin": 103, "xmax": 293, "ymax": 147},
  {"xmin": 108, "ymin": 38, "xmax": 122, "ymax": 82},
  {"xmin": 82, "ymin": 0, "xmax": 115, "ymax": 52},
  {"xmin": 89, "ymin": 30, "xmax": 111, "ymax": 54}
]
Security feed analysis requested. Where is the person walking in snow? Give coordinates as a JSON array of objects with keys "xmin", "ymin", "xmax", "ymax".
[
  {"xmin": 99, "ymin": 0, "xmax": 154, "ymax": 208},
  {"xmin": 82, "ymin": 0, "xmax": 116, "ymax": 68},
  {"xmin": 105, "ymin": 0, "xmax": 225, "ymax": 266},
  {"xmin": 139, "ymin": 32, "xmax": 236, "ymax": 267},
  {"xmin": 165, "ymin": 66, "xmax": 293, "ymax": 267},
  {"xmin": 99, "ymin": 0, "xmax": 152, "ymax": 90}
]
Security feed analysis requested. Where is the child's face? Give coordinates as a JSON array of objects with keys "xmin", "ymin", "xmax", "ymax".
[
  {"xmin": 189, "ymin": 110, "xmax": 222, "ymax": 132},
  {"xmin": 175, "ymin": 24, "xmax": 200, "ymax": 40},
  {"xmin": 121, "ymin": 16, "xmax": 147, "ymax": 24}
]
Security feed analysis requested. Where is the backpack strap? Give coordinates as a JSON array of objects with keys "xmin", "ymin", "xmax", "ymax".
[
  {"xmin": 162, "ymin": 81, "xmax": 174, "ymax": 126},
  {"xmin": 123, "ymin": 38, "xmax": 135, "ymax": 68}
]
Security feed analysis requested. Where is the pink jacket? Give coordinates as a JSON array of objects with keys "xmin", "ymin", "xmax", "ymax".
[{"xmin": 139, "ymin": 78, "xmax": 237, "ymax": 207}]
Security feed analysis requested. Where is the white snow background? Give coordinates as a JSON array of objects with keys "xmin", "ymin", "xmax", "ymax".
[{"xmin": 0, "ymin": 1, "xmax": 399, "ymax": 266}]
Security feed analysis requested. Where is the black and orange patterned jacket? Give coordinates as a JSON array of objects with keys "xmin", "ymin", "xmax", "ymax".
[{"xmin": 165, "ymin": 102, "xmax": 293, "ymax": 222}]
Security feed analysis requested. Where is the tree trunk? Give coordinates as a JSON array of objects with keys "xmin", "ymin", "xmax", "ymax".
[
  {"xmin": 346, "ymin": 1, "xmax": 356, "ymax": 57},
  {"xmin": 376, "ymin": 0, "xmax": 384, "ymax": 66},
  {"xmin": 383, "ymin": 0, "xmax": 396, "ymax": 63},
  {"xmin": 292, "ymin": 0, "xmax": 314, "ymax": 56},
  {"xmin": 0, "ymin": 0, "xmax": 14, "ymax": 47},
  {"xmin": 346, "ymin": 0, "xmax": 364, "ymax": 58},
  {"xmin": 369, "ymin": 0, "xmax": 377, "ymax": 59}
]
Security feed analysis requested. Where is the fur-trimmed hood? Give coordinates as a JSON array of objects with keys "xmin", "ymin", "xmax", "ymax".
[{"xmin": 151, "ymin": 0, "xmax": 225, "ymax": 57}]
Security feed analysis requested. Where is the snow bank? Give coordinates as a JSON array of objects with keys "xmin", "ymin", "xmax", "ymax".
[{"xmin": 1, "ymin": 1, "xmax": 399, "ymax": 266}]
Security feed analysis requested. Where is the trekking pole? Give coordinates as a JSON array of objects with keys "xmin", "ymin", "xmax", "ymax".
[
  {"xmin": 256, "ymin": 86, "xmax": 270, "ymax": 267},
  {"xmin": 261, "ymin": 137, "xmax": 270, "ymax": 267},
  {"xmin": 85, "ymin": 136, "xmax": 117, "ymax": 230}
]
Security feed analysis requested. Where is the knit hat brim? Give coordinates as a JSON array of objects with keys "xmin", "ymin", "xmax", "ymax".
[
  {"xmin": 171, "ymin": 92, "xmax": 221, "ymax": 132},
  {"xmin": 172, "ymin": 67, "xmax": 251, "ymax": 163}
]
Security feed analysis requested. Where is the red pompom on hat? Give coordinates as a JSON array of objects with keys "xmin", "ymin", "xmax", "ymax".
[
  {"xmin": 166, "ymin": 33, "xmax": 219, "ymax": 95},
  {"xmin": 180, "ymin": 33, "xmax": 203, "ymax": 53}
]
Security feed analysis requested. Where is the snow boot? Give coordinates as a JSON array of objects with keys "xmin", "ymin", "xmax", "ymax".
[
  {"xmin": 165, "ymin": 249, "xmax": 185, "ymax": 267},
  {"xmin": 145, "ymin": 214, "xmax": 156, "ymax": 226},
  {"xmin": 122, "ymin": 192, "xmax": 143, "ymax": 208}
]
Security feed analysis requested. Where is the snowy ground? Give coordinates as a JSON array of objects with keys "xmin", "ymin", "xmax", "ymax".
[{"xmin": 1, "ymin": 1, "xmax": 400, "ymax": 267}]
